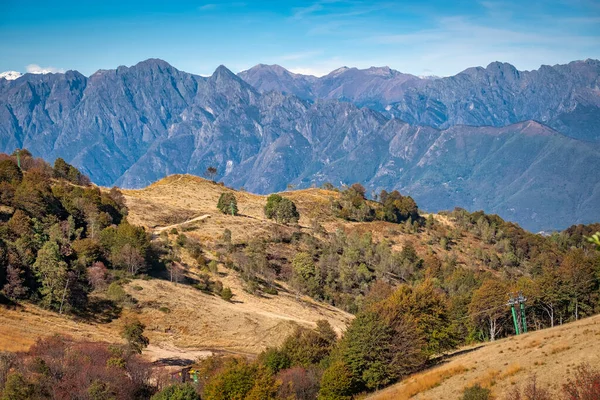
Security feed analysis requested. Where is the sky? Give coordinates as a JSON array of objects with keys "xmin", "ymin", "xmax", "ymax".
[{"xmin": 1, "ymin": 0, "xmax": 599, "ymax": 77}]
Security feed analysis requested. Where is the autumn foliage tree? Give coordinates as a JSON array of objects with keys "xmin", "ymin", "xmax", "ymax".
[{"xmin": 469, "ymin": 279, "xmax": 509, "ymax": 341}]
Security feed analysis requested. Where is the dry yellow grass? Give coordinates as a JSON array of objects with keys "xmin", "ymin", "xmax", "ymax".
[
  {"xmin": 368, "ymin": 315, "xmax": 600, "ymax": 400},
  {"xmin": 374, "ymin": 364, "xmax": 469, "ymax": 400}
]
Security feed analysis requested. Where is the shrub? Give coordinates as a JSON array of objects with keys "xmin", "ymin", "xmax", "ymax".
[
  {"xmin": 220, "ymin": 287, "xmax": 233, "ymax": 302},
  {"xmin": 563, "ymin": 363, "xmax": 600, "ymax": 400},
  {"xmin": 507, "ymin": 375, "xmax": 551, "ymax": 400},
  {"xmin": 462, "ymin": 384, "xmax": 491, "ymax": 400},
  {"xmin": 121, "ymin": 320, "xmax": 149, "ymax": 355},
  {"xmin": 107, "ymin": 282, "xmax": 128, "ymax": 304},
  {"xmin": 152, "ymin": 383, "xmax": 200, "ymax": 400}
]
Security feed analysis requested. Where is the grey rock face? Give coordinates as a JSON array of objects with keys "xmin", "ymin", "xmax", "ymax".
[
  {"xmin": 1, "ymin": 59, "xmax": 599, "ymax": 231},
  {"xmin": 240, "ymin": 60, "xmax": 600, "ymax": 142}
]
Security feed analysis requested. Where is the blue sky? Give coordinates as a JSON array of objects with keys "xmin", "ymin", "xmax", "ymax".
[{"xmin": 1, "ymin": 0, "xmax": 599, "ymax": 77}]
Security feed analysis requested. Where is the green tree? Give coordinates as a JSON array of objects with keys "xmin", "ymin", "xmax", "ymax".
[
  {"xmin": 318, "ymin": 361, "xmax": 355, "ymax": 400},
  {"xmin": 342, "ymin": 311, "xmax": 423, "ymax": 390},
  {"xmin": 217, "ymin": 192, "xmax": 238, "ymax": 216},
  {"xmin": 291, "ymin": 252, "xmax": 320, "ymax": 296},
  {"xmin": 151, "ymin": 383, "xmax": 200, "ymax": 400},
  {"xmin": 264, "ymin": 194, "xmax": 299, "ymax": 224},
  {"xmin": 121, "ymin": 320, "xmax": 149, "ymax": 354},
  {"xmin": 32, "ymin": 241, "xmax": 70, "ymax": 310},
  {"xmin": 1, "ymin": 373, "xmax": 40, "ymax": 400},
  {"xmin": 203, "ymin": 359, "xmax": 257, "ymax": 400}
]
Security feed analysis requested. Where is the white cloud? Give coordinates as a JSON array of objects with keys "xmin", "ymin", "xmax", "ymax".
[{"xmin": 25, "ymin": 64, "xmax": 64, "ymax": 74}]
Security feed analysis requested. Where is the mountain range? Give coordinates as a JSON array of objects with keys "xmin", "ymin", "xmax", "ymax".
[{"xmin": 0, "ymin": 58, "xmax": 599, "ymax": 231}]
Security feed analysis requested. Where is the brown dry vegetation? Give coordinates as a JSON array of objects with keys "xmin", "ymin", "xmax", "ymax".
[{"xmin": 367, "ymin": 313, "xmax": 600, "ymax": 400}]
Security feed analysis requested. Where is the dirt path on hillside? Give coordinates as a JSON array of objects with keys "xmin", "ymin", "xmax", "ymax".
[{"xmin": 153, "ymin": 214, "xmax": 211, "ymax": 233}]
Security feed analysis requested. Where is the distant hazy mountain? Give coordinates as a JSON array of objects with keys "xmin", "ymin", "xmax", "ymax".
[
  {"xmin": 239, "ymin": 64, "xmax": 424, "ymax": 111},
  {"xmin": 240, "ymin": 60, "xmax": 600, "ymax": 142},
  {"xmin": 0, "ymin": 59, "xmax": 599, "ymax": 231}
]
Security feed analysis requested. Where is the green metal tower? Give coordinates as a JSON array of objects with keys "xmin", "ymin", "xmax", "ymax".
[
  {"xmin": 518, "ymin": 292, "xmax": 527, "ymax": 333},
  {"xmin": 508, "ymin": 296, "xmax": 520, "ymax": 335}
]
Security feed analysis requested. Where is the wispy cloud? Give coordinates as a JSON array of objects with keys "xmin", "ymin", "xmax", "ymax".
[
  {"xmin": 198, "ymin": 4, "xmax": 217, "ymax": 11},
  {"xmin": 25, "ymin": 64, "xmax": 64, "ymax": 74},
  {"xmin": 365, "ymin": 12, "xmax": 600, "ymax": 74},
  {"xmin": 279, "ymin": 50, "xmax": 323, "ymax": 61}
]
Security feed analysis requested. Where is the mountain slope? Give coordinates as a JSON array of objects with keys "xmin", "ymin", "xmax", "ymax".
[
  {"xmin": 0, "ymin": 59, "xmax": 599, "ymax": 230},
  {"xmin": 240, "ymin": 60, "xmax": 600, "ymax": 142},
  {"xmin": 367, "ymin": 314, "xmax": 600, "ymax": 400}
]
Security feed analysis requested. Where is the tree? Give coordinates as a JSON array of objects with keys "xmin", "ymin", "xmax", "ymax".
[
  {"xmin": 152, "ymin": 383, "xmax": 200, "ymax": 400},
  {"xmin": 291, "ymin": 252, "xmax": 320, "ymax": 296},
  {"xmin": 121, "ymin": 320, "xmax": 149, "ymax": 354},
  {"xmin": 380, "ymin": 281, "xmax": 457, "ymax": 357},
  {"xmin": 559, "ymin": 249, "xmax": 595, "ymax": 321},
  {"xmin": 318, "ymin": 361, "xmax": 355, "ymax": 400},
  {"xmin": 1, "ymin": 373, "xmax": 40, "ymax": 400},
  {"xmin": 339, "ymin": 309, "xmax": 425, "ymax": 391},
  {"xmin": 205, "ymin": 166, "xmax": 218, "ymax": 181},
  {"xmin": 217, "ymin": 192, "xmax": 238, "ymax": 216},
  {"xmin": 3, "ymin": 265, "xmax": 27, "ymax": 300},
  {"xmin": 531, "ymin": 266, "xmax": 566, "ymax": 328},
  {"xmin": 32, "ymin": 241, "xmax": 70, "ymax": 310},
  {"xmin": 377, "ymin": 190, "xmax": 419, "ymax": 223},
  {"xmin": 114, "ymin": 243, "xmax": 146, "ymax": 276},
  {"xmin": 585, "ymin": 232, "xmax": 600, "ymax": 251},
  {"xmin": 264, "ymin": 194, "xmax": 299, "ymax": 224},
  {"xmin": 0, "ymin": 159, "xmax": 22, "ymax": 184},
  {"xmin": 280, "ymin": 325, "xmax": 335, "ymax": 368},
  {"xmin": 468, "ymin": 279, "xmax": 508, "ymax": 341},
  {"xmin": 203, "ymin": 359, "xmax": 257, "ymax": 400}
]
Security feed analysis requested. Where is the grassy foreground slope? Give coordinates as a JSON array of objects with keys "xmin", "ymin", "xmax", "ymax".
[{"xmin": 368, "ymin": 314, "xmax": 600, "ymax": 400}]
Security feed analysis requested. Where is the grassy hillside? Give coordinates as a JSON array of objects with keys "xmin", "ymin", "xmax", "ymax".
[
  {"xmin": 1, "ymin": 169, "xmax": 599, "ymax": 400},
  {"xmin": 367, "ymin": 313, "xmax": 600, "ymax": 400}
]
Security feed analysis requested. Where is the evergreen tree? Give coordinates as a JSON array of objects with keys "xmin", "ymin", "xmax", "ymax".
[
  {"xmin": 217, "ymin": 192, "xmax": 238, "ymax": 216},
  {"xmin": 32, "ymin": 241, "xmax": 69, "ymax": 310}
]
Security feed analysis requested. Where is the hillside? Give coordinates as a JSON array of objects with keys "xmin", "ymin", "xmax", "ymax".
[
  {"xmin": 1, "ymin": 59, "xmax": 600, "ymax": 230},
  {"xmin": 367, "ymin": 313, "xmax": 600, "ymax": 400},
  {"xmin": 0, "ymin": 173, "xmax": 549, "ymax": 358},
  {"xmin": 1, "ymin": 168, "xmax": 599, "ymax": 399}
]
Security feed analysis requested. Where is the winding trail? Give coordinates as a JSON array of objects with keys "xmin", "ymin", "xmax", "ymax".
[{"xmin": 153, "ymin": 214, "xmax": 211, "ymax": 233}]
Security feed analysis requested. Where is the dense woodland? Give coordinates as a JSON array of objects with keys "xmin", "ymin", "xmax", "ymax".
[{"xmin": 0, "ymin": 150, "xmax": 599, "ymax": 399}]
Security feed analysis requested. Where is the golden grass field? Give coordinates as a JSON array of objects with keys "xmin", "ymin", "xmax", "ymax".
[{"xmin": 366, "ymin": 313, "xmax": 600, "ymax": 400}]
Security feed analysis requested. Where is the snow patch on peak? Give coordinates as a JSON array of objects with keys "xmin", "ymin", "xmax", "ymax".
[
  {"xmin": 330, "ymin": 66, "xmax": 350, "ymax": 76},
  {"xmin": 0, "ymin": 71, "xmax": 22, "ymax": 80}
]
